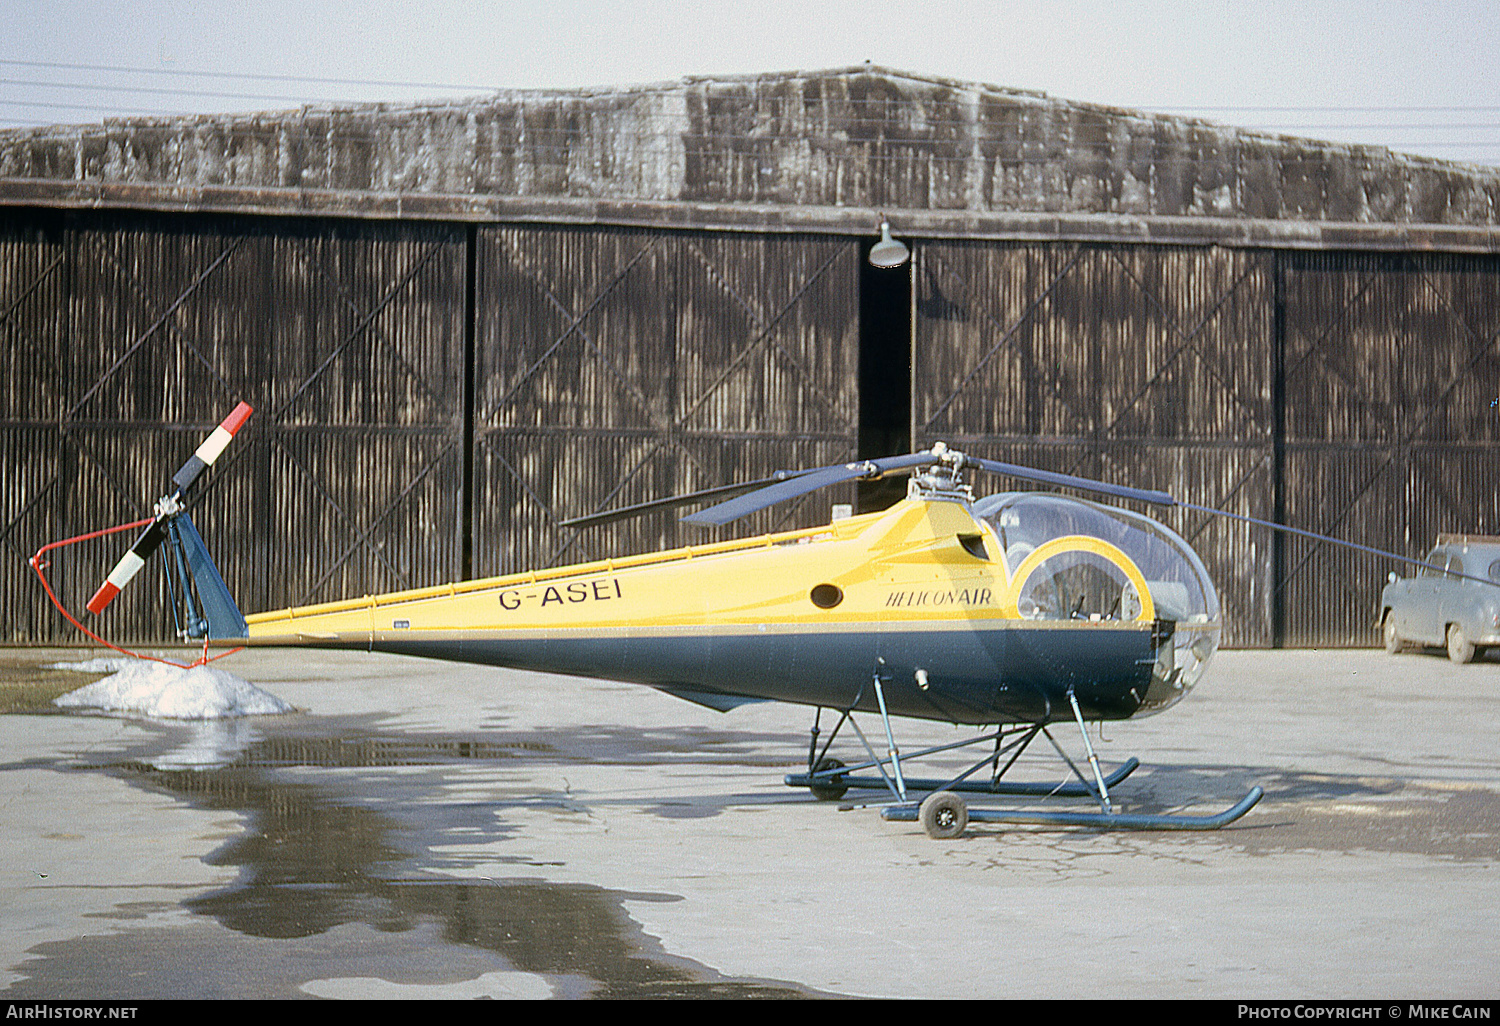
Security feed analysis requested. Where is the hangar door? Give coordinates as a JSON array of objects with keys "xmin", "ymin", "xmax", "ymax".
[
  {"xmin": 472, "ymin": 226, "xmax": 861, "ymax": 577},
  {"xmin": 911, "ymin": 241, "xmax": 1277, "ymax": 649},
  {"xmin": 1279, "ymin": 251, "xmax": 1500, "ymax": 646},
  {"xmin": 1, "ymin": 210, "xmax": 468, "ymax": 643}
]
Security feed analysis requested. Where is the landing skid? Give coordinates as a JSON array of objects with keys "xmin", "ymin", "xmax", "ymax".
[
  {"xmin": 786, "ymin": 672, "xmax": 1263, "ymax": 838},
  {"xmin": 880, "ymin": 786, "xmax": 1264, "ymax": 837}
]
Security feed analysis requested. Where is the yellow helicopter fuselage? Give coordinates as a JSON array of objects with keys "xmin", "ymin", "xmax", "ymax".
[{"xmin": 245, "ymin": 492, "xmax": 1191, "ymax": 725}]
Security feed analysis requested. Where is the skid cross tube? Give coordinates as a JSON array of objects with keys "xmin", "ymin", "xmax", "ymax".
[
  {"xmin": 806, "ymin": 705, "xmax": 856, "ymax": 774},
  {"xmin": 792, "ymin": 725, "xmax": 1025, "ymax": 796},
  {"xmin": 845, "ymin": 716, "xmax": 904, "ymax": 801},
  {"xmin": 991, "ymin": 723, "xmax": 1042, "ymax": 784},
  {"xmin": 785, "ymin": 720, "xmax": 1142, "ymax": 799}
]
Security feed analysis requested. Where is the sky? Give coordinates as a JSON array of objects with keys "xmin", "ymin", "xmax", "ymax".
[{"xmin": 5, "ymin": 0, "xmax": 1500, "ymax": 166}]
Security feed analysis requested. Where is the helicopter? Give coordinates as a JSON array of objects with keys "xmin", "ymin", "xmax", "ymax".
[{"xmin": 40, "ymin": 403, "xmax": 1465, "ymax": 839}]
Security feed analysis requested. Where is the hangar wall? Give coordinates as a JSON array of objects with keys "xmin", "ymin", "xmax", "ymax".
[
  {"xmin": 913, "ymin": 243, "xmax": 1500, "ymax": 647},
  {"xmin": 8, "ymin": 65, "xmax": 1500, "ymax": 237},
  {"xmin": 8, "ymin": 203, "xmax": 1500, "ymax": 648},
  {"xmin": 1277, "ymin": 251, "xmax": 1500, "ymax": 646},
  {"xmin": 1, "ymin": 209, "xmax": 469, "ymax": 642},
  {"xmin": 470, "ymin": 225, "xmax": 860, "ymax": 579},
  {"xmin": 914, "ymin": 242, "xmax": 1276, "ymax": 648},
  {"xmin": 0, "ymin": 209, "xmax": 861, "ymax": 644},
  {"xmin": 6, "ymin": 69, "xmax": 1500, "ymax": 649}
]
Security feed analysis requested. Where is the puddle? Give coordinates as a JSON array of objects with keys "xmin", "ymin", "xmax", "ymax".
[{"xmin": 9, "ymin": 714, "xmax": 819, "ymax": 998}]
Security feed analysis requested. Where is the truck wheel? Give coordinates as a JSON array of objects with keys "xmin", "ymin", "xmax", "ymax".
[
  {"xmin": 1383, "ymin": 618, "xmax": 1403, "ymax": 655},
  {"xmin": 1447, "ymin": 623, "xmax": 1476, "ymax": 664}
]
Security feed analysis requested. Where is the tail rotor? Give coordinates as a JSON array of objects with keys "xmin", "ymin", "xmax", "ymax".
[{"xmin": 82, "ymin": 402, "xmax": 253, "ymax": 622}]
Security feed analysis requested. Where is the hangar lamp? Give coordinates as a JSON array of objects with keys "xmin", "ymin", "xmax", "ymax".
[{"xmin": 868, "ymin": 219, "xmax": 910, "ymax": 268}]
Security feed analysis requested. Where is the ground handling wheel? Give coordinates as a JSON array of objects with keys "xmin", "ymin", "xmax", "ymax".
[
  {"xmin": 809, "ymin": 758, "xmax": 848, "ymax": 801},
  {"xmin": 919, "ymin": 791, "xmax": 968, "ymax": 839}
]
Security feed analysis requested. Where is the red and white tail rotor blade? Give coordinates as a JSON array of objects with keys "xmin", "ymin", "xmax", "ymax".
[
  {"xmin": 170, "ymin": 402, "xmax": 253, "ymax": 495},
  {"xmin": 85, "ymin": 520, "xmax": 169, "ymax": 615},
  {"xmin": 85, "ymin": 402, "xmax": 253, "ymax": 616}
]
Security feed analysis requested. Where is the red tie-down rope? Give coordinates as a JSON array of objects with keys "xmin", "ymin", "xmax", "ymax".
[{"xmin": 28, "ymin": 518, "xmax": 244, "ymax": 670}]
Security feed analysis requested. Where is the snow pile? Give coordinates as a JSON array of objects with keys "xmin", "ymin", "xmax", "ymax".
[
  {"xmin": 47, "ymin": 656, "xmax": 139, "ymax": 674},
  {"xmin": 53, "ymin": 659, "xmax": 295, "ymax": 719}
]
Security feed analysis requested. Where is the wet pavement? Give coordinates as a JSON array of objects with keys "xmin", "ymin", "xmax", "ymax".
[{"xmin": 1, "ymin": 645, "xmax": 1498, "ymax": 999}]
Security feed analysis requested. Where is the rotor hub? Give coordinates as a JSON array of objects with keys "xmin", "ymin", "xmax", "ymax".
[{"xmin": 908, "ymin": 444, "xmax": 973, "ymax": 501}]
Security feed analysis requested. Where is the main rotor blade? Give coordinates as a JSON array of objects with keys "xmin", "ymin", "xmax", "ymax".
[
  {"xmin": 680, "ymin": 452, "xmax": 941, "ymax": 527},
  {"xmin": 965, "ymin": 457, "xmax": 1176, "ymax": 507},
  {"xmin": 967, "ymin": 457, "xmax": 1474, "ymax": 582},
  {"xmin": 559, "ymin": 470, "xmax": 820, "ymax": 530},
  {"xmin": 986, "ymin": 451, "xmax": 1491, "ymax": 586},
  {"xmin": 1175, "ymin": 500, "xmax": 1500, "ymax": 588}
]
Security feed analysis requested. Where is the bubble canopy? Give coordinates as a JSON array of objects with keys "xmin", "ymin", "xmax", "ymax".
[{"xmin": 972, "ymin": 492, "xmax": 1223, "ymax": 711}]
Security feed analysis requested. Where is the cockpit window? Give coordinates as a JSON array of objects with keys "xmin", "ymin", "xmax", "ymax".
[
  {"xmin": 973, "ymin": 492, "xmax": 1220, "ymax": 624},
  {"xmin": 972, "ymin": 492, "xmax": 1223, "ymax": 710},
  {"xmin": 1013, "ymin": 548, "xmax": 1142, "ymax": 621}
]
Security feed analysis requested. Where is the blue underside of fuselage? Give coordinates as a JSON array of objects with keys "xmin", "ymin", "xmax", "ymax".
[{"xmin": 357, "ymin": 624, "xmax": 1161, "ymax": 725}]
